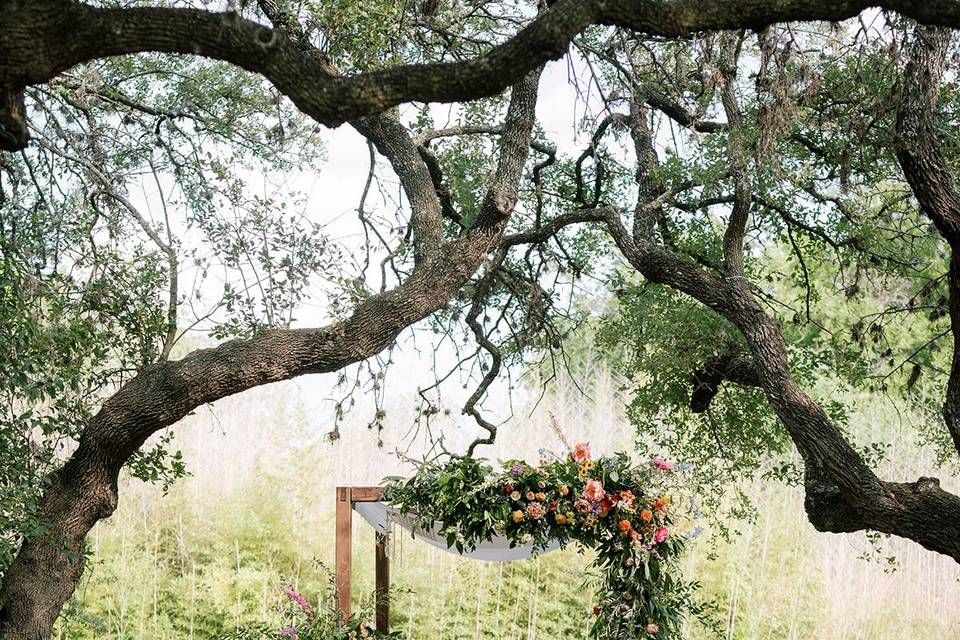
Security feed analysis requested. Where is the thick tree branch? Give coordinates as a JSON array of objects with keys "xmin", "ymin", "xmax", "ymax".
[
  {"xmin": 4, "ymin": 0, "xmax": 960, "ymax": 151},
  {"xmin": 719, "ymin": 32, "xmax": 753, "ymax": 278},
  {"xmin": 895, "ymin": 26, "xmax": 960, "ymax": 456},
  {"xmin": 256, "ymin": 0, "xmax": 444, "ymax": 263},
  {"xmin": 524, "ymin": 203, "xmax": 960, "ymax": 562}
]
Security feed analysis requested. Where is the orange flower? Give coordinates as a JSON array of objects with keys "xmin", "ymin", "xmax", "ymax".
[
  {"xmin": 640, "ymin": 509, "xmax": 653, "ymax": 522},
  {"xmin": 618, "ymin": 519, "xmax": 632, "ymax": 535}
]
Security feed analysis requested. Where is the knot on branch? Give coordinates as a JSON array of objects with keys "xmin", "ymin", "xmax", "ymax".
[
  {"xmin": 914, "ymin": 476, "xmax": 941, "ymax": 493},
  {"xmin": 689, "ymin": 352, "xmax": 760, "ymax": 412},
  {"xmin": 803, "ymin": 470, "xmax": 867, "ymax": 533},
  {"xmin": 493, "ymin": 190, "xmax": 517, "ymax": 217}
]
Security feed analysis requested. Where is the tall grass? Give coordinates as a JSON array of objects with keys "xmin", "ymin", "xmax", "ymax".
[{"xmin": 55, "ymin": 366, "xmax": 960, "ymax": 639}]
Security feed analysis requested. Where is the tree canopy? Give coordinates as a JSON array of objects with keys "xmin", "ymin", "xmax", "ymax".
[{"xmin": 2, "ymin": 1, "xmax": 960, "ymax": 638}]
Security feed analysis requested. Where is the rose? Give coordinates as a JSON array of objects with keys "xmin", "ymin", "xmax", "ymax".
[
  {"xmin": 512, "ymin": 510, "xmax": 524, "ymax": 523},
  {"xmin": 583, "ymin": 479, "xmax": 605, "ymax": 502},
  {"xmin": 526, "ymin": 491, "xmax": 536, "ymax": 501},
  {"xmin": 654, "ymin": 527, "xmax": 669, "ymax": 543},
  {"xmin": 572, "ymin": 442, "xmax": 591, "ymax": 463},
  {"xmin": 618, "ymin": 519, "xmax": 632, "ymax": 535},
  {"xmin": 646, "ymin": 623, "xmax": 659, "ymax": 634},
  {"xmin": 510, "ymin": 491, "xmax": 521, "ymax": 502},
  {"xmin": 640, "ymin": 509, "xmax": 653, "ymax": 522},
  {"xmin": 575, "ymin": 498, "xmax": 591, "ymax": 513}
]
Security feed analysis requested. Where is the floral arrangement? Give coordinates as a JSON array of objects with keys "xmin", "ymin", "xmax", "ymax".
[{"xmin": 383, "ymin": 438, "xmax": 711, "ymax": 639}]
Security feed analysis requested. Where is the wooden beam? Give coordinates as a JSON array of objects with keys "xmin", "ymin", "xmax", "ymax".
[
  {"xmin": 375, "ymin": 532, "xmax": 390, "ymax": 634},
  {"xmin": 350, "ymin": 486, "xmax": 385, "ymax": 502},
  {"xmin": 335, "ymin": 486, "xmax": 353, "ymax": 621}
]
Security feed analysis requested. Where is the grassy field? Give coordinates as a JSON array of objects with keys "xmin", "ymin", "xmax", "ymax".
[{"xmin": 54, "ymin": 368, "xmax": 960, "ymax": 639}]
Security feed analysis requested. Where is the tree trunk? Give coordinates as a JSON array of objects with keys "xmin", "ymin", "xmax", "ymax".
[{"xmin": 0, "ymin": 462, "xmax": 116, "ymax": 639}]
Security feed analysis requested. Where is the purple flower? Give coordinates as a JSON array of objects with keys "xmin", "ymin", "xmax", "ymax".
[
  {"xmin": 510, "ymin": 462, "xmax": 526, "ymax": 477},
  {"xmin": 280, "ymin": 627, "xmax": 298, "ymax": 639}
]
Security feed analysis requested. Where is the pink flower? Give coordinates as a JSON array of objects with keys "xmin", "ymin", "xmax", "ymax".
[
  {"xmin": 651, "ymin": 456, "xmax": 674, "ymax": 472},
  {"xmin": 572, "ymin": 442, "xmax": 591, "ymax": 463},
  {"xmin": 583, "ymin": 479, "xmax": 605, "ymax": 502},
  {"xmin": 654, "ymin": 527, "xmax": 669, "ymax": 543},
  {"xmin": 283, "ymin": 587, "xmax": 314, "ymax": 612},
  {"xmin": 575, "ymin": 498, "xmax": 592, "ymax": 513},
  {"xmin": 646, "ymin": 623, "xmax": 659, "ymax": 634}
]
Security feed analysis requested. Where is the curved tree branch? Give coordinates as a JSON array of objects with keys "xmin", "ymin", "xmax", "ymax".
[{"xmin": 4, "ymin": 0, "xmax": 960, "ymax": 151}]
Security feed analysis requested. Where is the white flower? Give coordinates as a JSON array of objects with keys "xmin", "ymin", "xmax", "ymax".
[{"xmin": 521, "ymin": 533, "xmax": 533, "ymax": 544}]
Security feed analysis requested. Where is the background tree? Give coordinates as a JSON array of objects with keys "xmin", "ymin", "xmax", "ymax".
[{"xmin": 2, "ymin": 1, "xmax": 960, "ymax": 638}]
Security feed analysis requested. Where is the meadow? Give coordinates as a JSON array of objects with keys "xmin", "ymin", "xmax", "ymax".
[{"xmin": 54, "ymin": 367, "xmax": 960, "ymax": 639}]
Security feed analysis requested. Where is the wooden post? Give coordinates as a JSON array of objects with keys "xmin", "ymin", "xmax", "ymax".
[
  {"xmin": 335, "ymin": 487, "xmax": 352, "ymax": 621},
  {"xmin": 375, "ymin": 532, "xmax": 390, "ymax": 634}
]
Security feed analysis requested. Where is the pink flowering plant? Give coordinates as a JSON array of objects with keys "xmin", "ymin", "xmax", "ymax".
[
  {"xmin": 383, "ymin": 441, "xmax": 714, "ymax": 638},
  {"xmin": 224, "ymin": 564, "xmax": 402, "ymax": 640}
]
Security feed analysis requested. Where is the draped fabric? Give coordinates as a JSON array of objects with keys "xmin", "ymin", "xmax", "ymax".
[{"xmin": 354, "ymin": 502, "xmax": 561, "ymax": 562}]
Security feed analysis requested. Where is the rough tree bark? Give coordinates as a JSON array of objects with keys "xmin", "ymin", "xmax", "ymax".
[
  {"xmin": 3, "ymin": 0, "xmax": 960, "ymax": 151},
  {"xmin": 893, "ymin": 26, "xmax": 960, "ymax": 455}
]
